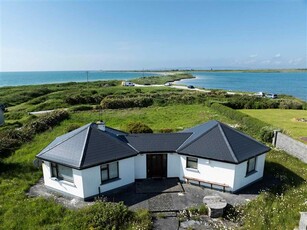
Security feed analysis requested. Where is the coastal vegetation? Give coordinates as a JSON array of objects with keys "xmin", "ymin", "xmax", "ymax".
[{"xmin": 0, "ymin": 74, "xmax": 307, "ymax": 229}]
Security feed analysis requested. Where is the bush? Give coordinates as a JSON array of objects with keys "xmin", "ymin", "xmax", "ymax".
[
  {"xmin": 159, "ymin": 128, "xmax": 174, "ymax": 133},
  {"xmin": 63, "ymin": 201, "xmax": 133, "ymax": 230},
  {"xmin": 126, "ymin": 122, "xmax": 153, "ymax": 133},
  {"xmin": 70, "ymin": 105, "xmax": 93, "ymax": 111},
  {"xmin": 65, "ymin": 94, "xmax": 104, "ymax": 105},
  {"xmin": 101, "ymin": 97, "xmax": 153, "ymax": 109},
  {"xmin": 278, "ymin": 99, "xmax": 303, "ymax": 109},
  {"xmin": 63, "ymin": 202, "xmax": 152, "ymax": 230},
  {"xmin": 259, "ymin": 126, "xmax": 275, "ymax": 143},
  {"xmin": 0, "ymin": 110, "xmax": 70, "ymax": 157},
  {"xmin": 198, "ymin": 204, "xmax": 208, "ymax": 215},
  {"xmin": 26, "ymin": 110, "xmax": 69, "ymax": 134}
]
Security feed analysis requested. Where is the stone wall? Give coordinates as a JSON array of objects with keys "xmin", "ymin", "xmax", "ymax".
[{"xmin": 273, "ymin": 131, "xmax": 307, "ymax": 164}]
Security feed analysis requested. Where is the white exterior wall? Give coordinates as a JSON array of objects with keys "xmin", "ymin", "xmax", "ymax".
[
  {"xmin": 233, "ymin": 153, "xmax": 266, "ymax": 191},
  {"xmin": 42, "ymin": 161, "xmax": 85, "ymax": 198},
  {"xmin": 134, "ymin": 154, "xmax": 146, "ymax": 179},
  {"xmin": 98, "ymin": 157, "xmax": 135, "ymax": 194},
  {"xmin": 167, "ymin": 153, "xmax": 180, "ymax": 177},
  {"xmin": 81, "ymin": 166, "xmax": 101, "ymax": 198},
  {"xmin": 180, "ymin": 156, "xmax": 236, "ymax": 190}
]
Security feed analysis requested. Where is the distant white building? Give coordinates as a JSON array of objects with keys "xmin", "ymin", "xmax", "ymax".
[{"xmin": 36, "ymin": 121, "xmax": 270, "ymax": 200}]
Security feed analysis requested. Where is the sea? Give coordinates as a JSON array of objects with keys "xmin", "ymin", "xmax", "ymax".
[
  {"xmin": 176, "ymin": 71, "xmax": 307, "ymax": 101},
  {"xmin": 0, "ymin": 71, "xmax": 306, "ymax": 101},
  {"xmin": 0, "ymin": 71, "xmax": 157, "ymax": 87}
]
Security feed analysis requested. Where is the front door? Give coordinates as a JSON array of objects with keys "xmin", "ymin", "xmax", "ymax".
[{"xmin": 147, "ymin": 154, "xmax": 167, "ymax": 178}]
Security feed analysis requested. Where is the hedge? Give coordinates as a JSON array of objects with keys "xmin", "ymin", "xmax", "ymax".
[
  {"xmin": 126, "ymin": 122, "xmax": 153, "ymax": 134},
  {"xmin": 0, "ymin": 110, "xmax": 69, "ymax": 157},
  {"xmin": 101, "ymin": 97, "xmax": 153, "ymax": 109},
  {"xmin": 210, "ymin": 103, "xmax": 274, "ymax": 142}
]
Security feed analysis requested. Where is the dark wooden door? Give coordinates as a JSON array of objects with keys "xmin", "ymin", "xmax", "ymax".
[{"xmin": 147, "ymin": 154, "xmax": 167, "ymax": 178}]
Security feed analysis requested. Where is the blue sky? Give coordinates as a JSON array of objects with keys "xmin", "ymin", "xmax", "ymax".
[{"xmin": 0, "ymin": 0, "xmax": 306, "ymax": 71}]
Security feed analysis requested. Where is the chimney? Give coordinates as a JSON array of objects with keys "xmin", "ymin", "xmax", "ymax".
[{"xmin": 96, "ymin": 121, "xmax": 105, "ymax": 131}]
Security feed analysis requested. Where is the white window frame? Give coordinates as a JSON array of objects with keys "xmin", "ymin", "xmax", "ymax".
[
  {"xmin": 100, "ymin": 161, "xmax": 119, "ymax": 184},
  {"xmin": 246, "ymin": 157, "xmax": 257, "ymax": 176},
  {"xmin": 51, "ymin": 163, "xmax": 74, "ymax": 183},
  {"xmin": 186, "ymin": 157, "xmax": 198, "ymax": 169}
]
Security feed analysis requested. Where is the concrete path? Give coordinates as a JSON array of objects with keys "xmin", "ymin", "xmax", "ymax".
[{"xmin": 28, "ymin": 108, "xmax": 68, "ymax": 115}]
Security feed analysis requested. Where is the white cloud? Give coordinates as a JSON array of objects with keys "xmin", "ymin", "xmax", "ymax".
[
  {"xmin": 249, "ymin": 54, "xmax": 258, "ymax": 58},
  {"xmin": 274, "ymin": 53, "xmax": 281, "ymax": 58}
]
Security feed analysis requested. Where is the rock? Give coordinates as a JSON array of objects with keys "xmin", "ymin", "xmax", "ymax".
[{"xmin": 180, "ymin": 220, "xmax": 201, "ymax": 229}]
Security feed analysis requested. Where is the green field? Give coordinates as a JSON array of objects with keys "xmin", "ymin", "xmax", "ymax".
[{"xmin": 239, "ymin": 109, "xmax": 307, "ymax": 142}]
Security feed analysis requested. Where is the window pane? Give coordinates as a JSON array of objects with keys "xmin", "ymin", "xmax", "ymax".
[
  {"xmin": 187, "ymin": 157, "xmax": 198, "ymax": 169},
  {"xmin": 248, "ymin": 158, "xmax": 256, "ymax": 172},
  {"xmin": 101, "ymin": 168, "xmax": 108, "ymax": 182},
  {"xmin": 58, "ymin": 164, "xmax": 73, "ymax": 182},
  {"xmin": 109, "ymin": 162, "xmax": 118, "ymax": 179},
  {"xmin": 51, "ymin": 163, "xmax": 57, "ymax": 177}
]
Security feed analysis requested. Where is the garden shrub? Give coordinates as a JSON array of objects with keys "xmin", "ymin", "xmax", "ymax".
[
  {"xmin": 126, "ymin": 122, "xmax": 153, "ymax": 133},
  {"xmin": 259, "ymin": 126, "xmax": 275, "ymax": 143}
]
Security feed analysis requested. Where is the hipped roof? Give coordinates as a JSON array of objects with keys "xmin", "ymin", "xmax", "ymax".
[{"xmin": 36, "ymin": 120, "xmax": 270, "ymax": 169}]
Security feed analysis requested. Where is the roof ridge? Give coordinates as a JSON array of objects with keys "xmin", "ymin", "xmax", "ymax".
[
  {"xmin": 177, "ymin": 122, "xmax": 218, "ymax": 151},
  {"xmin": 98, "ymin": 128, "xmax": 138, "ymax": 154},
  {"xmin": 38, "ymin": 123, "xmax": 92, "ymax": 155},
  {"xmin": 218, "ymin": 123, "xmax": 238, "ymax": 163},
  {"xmin": 79, "ymin": 125, "xmax": 92, "ymax": 168},
  {"xmin": 106, "ymin": 126, "xmax": 128, "ymax": 135},
  {"xmin": 220, "ymin": 122, "xmax": 268, "ymax": 148}
]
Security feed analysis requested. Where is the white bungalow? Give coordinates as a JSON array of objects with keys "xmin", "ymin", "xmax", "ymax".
[{"xmin": 36, "ymin": 120, "xmax": 270, "ymax": 200}]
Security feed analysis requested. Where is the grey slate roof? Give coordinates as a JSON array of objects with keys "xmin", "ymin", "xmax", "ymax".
[
  {"xmin": 36, "ymin": 123, "xmax": 137, "ymax": 169},
  {"xmin": 124, "ymin": 133, "xmax": 192, "ymax": 153},
  {"xmin": 178, "ymin": 120, "xmax": 270, "ymax": 163},
  {"xmin": 36, "ymin": 120, "xmax": 270, "ymax": 169}
]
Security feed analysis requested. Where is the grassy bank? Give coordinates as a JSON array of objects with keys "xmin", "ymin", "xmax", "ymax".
[
  {"xmin": 131, "ymin": 73, "xmax": 194, "ymax": 85},
  {"xmin": 241, "ymin": 149, "xmax": 307, "ymax": 230},
  {"xmin": 240, "ymin": 109, "xmax": 307, "ymax": 143}
]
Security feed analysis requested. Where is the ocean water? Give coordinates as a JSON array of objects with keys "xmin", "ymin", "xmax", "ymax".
[
  {"xmin": 0, "ymin": 71, "xmax": 306, "ymax": 101},
  {"xmin": 0, "ymin": 71, "xmax": 157, "ymax": 87},
  {"xmin": 176, "ymin": 72, "xmax": 307, "ymax": 101}
]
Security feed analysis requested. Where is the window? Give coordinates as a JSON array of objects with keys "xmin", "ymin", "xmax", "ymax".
[
  {"xmin": 246, "ymin": 157, "xmax": 257, "ymax": 175},
  {"xmin": 186, "ymin": 157, "xmax": 198, "ymax": 169},
  {"xmin": 101, "ymin": 162, "xmax": 119, "ymax": 183},
  {"xmin": 51, "ymin": 163, "xmax": 73, "ymax": 182}
]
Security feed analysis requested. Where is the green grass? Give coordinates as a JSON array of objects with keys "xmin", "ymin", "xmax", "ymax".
[
  {"xmin": 131, "ymin": 73, "xmax": 194, "ymax": 85},
  {"xmin": 239, "ymin": 109, "xmax": 307, "ymax": 142},
  {"xmin": 241, "ymin": 149, "xmax": 307, "ymax": 229}
]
